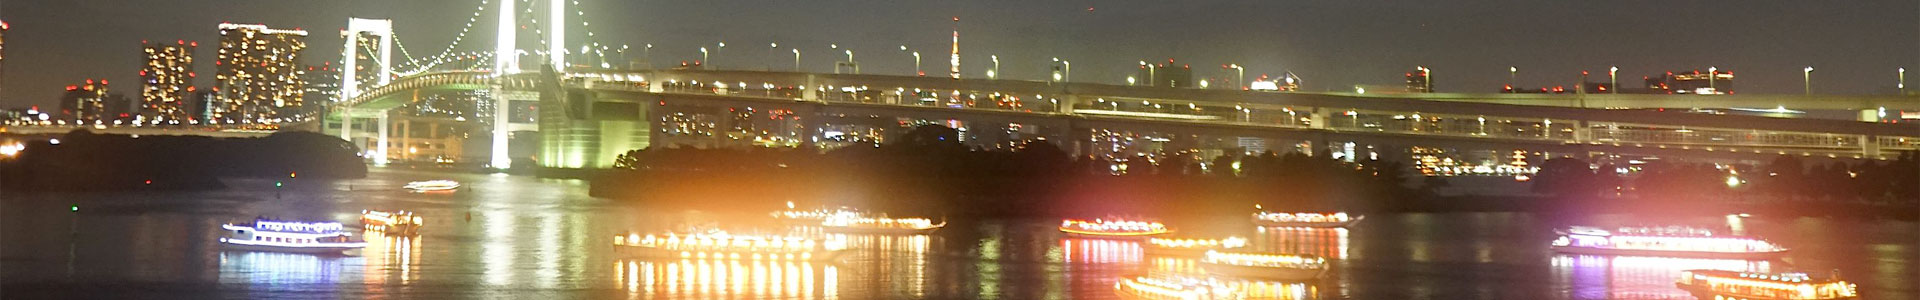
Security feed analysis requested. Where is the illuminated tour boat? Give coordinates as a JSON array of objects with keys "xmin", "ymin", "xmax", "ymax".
[
  {"xmin": 360, "ymin": 210, "xmax": 423, "ymax": 235},
  {"xmin": 1551, "ymin": 226, "xmax": 1789, "ymax": 259},
  {"xmin": 613, "ymin": 232, "xmax": 848, "ymax": 261},
  {"xmin": 1251, "ymin": 212, "xmax": 1362, "ymax": 228},
  {"xmin": 819, "ymin": 214, "xmax": 945, "ymax": 235},
  {"xmin": 403, "ymin": 180, "xmax": 461, "ymax": 192},
  {"xmin": 1059, "ymin": 219, "xmax": 1173, "ymax": 239},
  {"xmin": 218, "ymin": 219, "xmax": 368, "ymax": 254},
  {"xmin": 1199, "ymin": 251, "xmax": 1329, "ymax": 282},
  {"xmin": 1114, "ymin": 275, "xmax": 1235, "ymax": 300},
  {"xmin": 769, "ymin": 202, "xmax": 861, "ymax": 225},
  {"xmin": 1676, "ymin": 269, "xmax": 1858, "ymax": 300},
  {"xmin": 1144, "ymin": 237, "xmax": 1248, "ymax": 257}
]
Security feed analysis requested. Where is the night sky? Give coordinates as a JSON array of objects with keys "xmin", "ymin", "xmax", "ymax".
[{"xmin": 2, "ymin": 0, "xmax": 1915, "ymax": 109}]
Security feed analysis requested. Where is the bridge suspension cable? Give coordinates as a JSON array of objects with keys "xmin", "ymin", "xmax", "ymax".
[{"xmin": 393, "ymin": 0, "xmax": 492, "ymax": 76}]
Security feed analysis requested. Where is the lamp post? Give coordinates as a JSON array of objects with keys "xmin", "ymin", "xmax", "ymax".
[
  {"xmin": 768, "ymin": 42, "xmax": 778, "ymax": 71},
  {"xmin": 714, "ymin": 42, "xmax": 725, "ymax": 69},
  {"xmin": 902, "ymin": 45, "xmax": 920, "ymax": 76},
  {"xmin": 1803, "ymin": 66, "xmax": 1814, "ymax": 95},
  {"xmin": 1052, "ymin": 57, "xmax": 1071, "ymax": 82},
  {"xmin": 1142, "ymin": 61, "xmax": 1158, "ymax": 87},
  {"xmin": 1899, "ymin": 68, "xmax": 1906, "ymax": 94},
  {"xmin": 1227, "ymin": 64, "xmax": 1245, "ymax": 90},
  {"xmin": 845, "ymin": 50, "xmax": 856, "ymax": 74},
  {"xmin": 699, "ymin": 47, "xmax": 709, "ymax": 69},
  {"xmin": 1609, "ymin": 66, "xmax": 1618, "ymax": 94},
  {"xmin": 1708, "ymin": 66, "xmax": 1717, "ymax": 93},
  {"xmin": 792, "ymin": 49, "xmax": 801, "ymax": 72},
  {"xmin": 643, "ymin": 44, "xmax": 653, "ymax": 69},
  {"xmin": 988, "ymin": 55, "xmax": 1000, "ymax": 79},
  {"xmin": 1508, "ymin": 66, "xmax": 1516, "ymax": 87}
]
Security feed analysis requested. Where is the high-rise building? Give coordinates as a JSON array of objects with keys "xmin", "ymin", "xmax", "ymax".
[
  {"xmin": 302, "ymin": 63, "xmax": 341, "ymax": 105},
  {"xmin": 189, "ymin": 89, "xmax": 220, "ymax": 121},
  {"xmin": 142, "ymin": 40, "xmax": 195, "ymax": 119},
  {"xmin": 1, "ymin": 20, "xmax": 10, "ymax": 94},
  {"xmin": 215, "ymin": 23, "xmax": 308, "ymax": 121},
  {"xmin": 1406, "ymin": 67, "xmax": 1433, "ymax": 93},
  {"xmin": 59, "ymin": 79, "xmax": 110, "ymax": 121}
]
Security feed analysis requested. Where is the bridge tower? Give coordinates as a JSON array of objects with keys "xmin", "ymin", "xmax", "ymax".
[
  {"xmin": 340, "ymin": 18, "xmax": 395, "ymax": 165},
  {"xmin": 489, "ymin": 0, "xmax": 568, "ymax": 169}
]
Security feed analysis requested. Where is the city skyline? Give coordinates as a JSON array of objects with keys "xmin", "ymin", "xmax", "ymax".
[{"xmin": 0, "ymin": 0, "xmax": 1915, "ymax": 109}]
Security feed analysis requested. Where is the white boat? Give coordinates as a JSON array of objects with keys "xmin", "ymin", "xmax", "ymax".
[
  {"xmin": 403, "ymin": 180, "xmax": 460, "ymax": 192},
  {"xmin": 219, "ymin": 219, "xmax": 367, "ymax": 254},
  {"xmin": 1677, "ymin": 269, "xmax": 1858, "ymax": 300},
  {"xmin": 1551, "ymin": 226, "xmax": 1789, "ymax": 259},
  {"xmin": 1251, "ymin": 212, "xmax": 1362, "ymax": 228}
]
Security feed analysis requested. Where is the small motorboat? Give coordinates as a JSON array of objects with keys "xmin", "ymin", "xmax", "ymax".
[{"xmin": 403, "ymin": 180, "xmax": 460, "ymax": 192}]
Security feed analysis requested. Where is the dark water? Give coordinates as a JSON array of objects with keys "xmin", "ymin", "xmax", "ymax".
[{"xmin": 2, "ymin": 168, "xmax": 1914, "ymax": 299}]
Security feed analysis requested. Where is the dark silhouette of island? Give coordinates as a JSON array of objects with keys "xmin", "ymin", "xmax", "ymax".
[
  {"xmin": 592, "ymin": 125, "xmax": 1414, "ymax": 220},
  {"xmin": 0, "ymin": 130, "xmax": 367, "ymax": 191}
]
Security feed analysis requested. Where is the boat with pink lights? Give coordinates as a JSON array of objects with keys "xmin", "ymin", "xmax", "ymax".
[
  {"xmin": 1676, "ymin": 269, "xmax": 1858, "ymax": 300},
  {"xmin": 1059, "ymin": 218, "xmax": 1172, "ymax": 239},
  {"xmin": 1251, "ymin": 212, "xmax": 1362, "ymax": 228},
  {"xmin": 1551, "ymin": 226, "xmax": 1788, "ymax": 259},
  {"xmin": 219, "ymin": 219, "xmax": 367, "ymax": 254},
  {"xmin": 1198, "ymin": 250, "xmax": 1329, "ymax": 282}
]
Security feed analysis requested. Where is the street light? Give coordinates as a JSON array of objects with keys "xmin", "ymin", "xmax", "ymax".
[
  {"xmin": 643, "ymin": 44, "xmax": 653, "ymax": 69},
  {"xmin": 1609, "ymin": 66, "xmax": 1618, "ymax": 94},
  {"xmin": 845, "ymin": 49, "xmax": 856, "ymax": 74},
  {"xmin": 699, "ymin": 47, "xmax": 709, "ymax": 69},
  {"xmin": 988, "ymin": 55, "xmax": 1000, "ymax": 79},
  {"xmin": 1142, "ymin": 61, "xmax": 1158, "ymax": 87},
  {"xmin": 901, "ymin": 45, "xmax": 920, "ymax": 76},
  {"xmin": 792, "ymin": 49, "xmax": 801, "ymax": 72},
  {"xmin": 768, "ymin": 42, "xmax": 778, "ymax": 71},
  {"xmin": 1899, "ymin": 68, "xmax": 1906, "ymax": 94},
  {"xmin": 1804, "ymin": 66, "xmax": 1815, "ymax": 95},
  {"xmin": 1708, "ymin": 66, "xmax": 1717, "ymax": 93},
  {"xmin": 1227, "ymin": 64, "xmax": 1245, "ymax": 90},
  {"xmin": 1052, "ymin": 57, "xmax": 1070, "ymax": 82},
  {"xmin": 1508, "ymin": 66, "xmax": 1516, "ymax": 87}
]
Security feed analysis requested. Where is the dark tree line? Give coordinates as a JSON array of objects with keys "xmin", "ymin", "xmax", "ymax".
[
  {"xmin": 593, "ymin": 125, "xmax": 1413, "ymax": 220},
  {"xmin": 1529, "ymin": 152, "xmax": 1920, "ymax": 217},
  {"xmin": 0, "ymin": 130, "xmax": 368, "ymax": 191}
]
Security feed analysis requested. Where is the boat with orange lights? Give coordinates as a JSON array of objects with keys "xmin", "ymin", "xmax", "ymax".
[
  {"xmin": 1551, "ymin": 226, "xmax": 1788, "ymax": 259},
  {"xmin": 613, "ymin": 232, "xmax": 848, "ymax": 261},
  {"xmin": 1143, "ymin": 237, "xmax": 1247, "ymax": 257},
  {"xmin": 1114, "ymin": 275, "xmax": 1231, "ymax": 300},
  {"xmin": 1251, "ymin": 212, "xmax": 1362, "ymax": 228},
  {"xmin": 219, "ymin": 219, "xmax": 367, "ymax": 254},
  {"xmin": 360, "ymin": 210, "xmax": 422, "ymax": 235},
  {"xmin": 1199, "ymin": 250, "xmax": 1328, "ymax": 282},
  {"xmin": 1059, "ymin": 219, "xmax": 1172, "ymax": 239},
  {"xmin": 1676, "ymin": 269, "xmax": 1858, "ymax": 300},
  {"xmin": 820, "ymin": 215, "xmax": 945, "ymax": 235}
]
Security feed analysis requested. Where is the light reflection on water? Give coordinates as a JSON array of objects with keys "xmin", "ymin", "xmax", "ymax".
[
  {"xmin": 1, "ymin": 168, "xmax": 1912, "ymax": 299},
  {"xmin": 1552, "ymin": 255, "xmax": 1771, "ymax": 300}
]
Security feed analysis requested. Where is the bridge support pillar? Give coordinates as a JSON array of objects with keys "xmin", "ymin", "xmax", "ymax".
[
  {"xmin": 375, "ymin": 110, "xmax": 390, "ymax": 166},
  {"xmin": 802, "ymin": 75, "xmax": 819, "ymax": 102},
  {"xmin": 1308, "ymin": 108, "xmax": 1329, "ymax": 129},
  {"xmin": 337, "ymin": 106, "xmax": 352, "ymax": 141},
  {"xmin": 1568, "ymin": 120, "xmax": 1589, "ymax": 143},
  {"xmin": 1862, "ymin": 135, "xmax": 1881, "ymax": 158},
  {"xmin": 490, "ymin": 87, "xmax": 513, "ymax": 169}
]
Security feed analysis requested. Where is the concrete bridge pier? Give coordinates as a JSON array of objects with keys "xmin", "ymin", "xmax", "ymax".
[{"xmin": 375, "ymin": 111, "xmax": 390, "ymax": 165}]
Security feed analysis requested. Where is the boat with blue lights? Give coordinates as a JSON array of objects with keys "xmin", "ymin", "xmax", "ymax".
[
  {"xmin": 1551, "ymin": 226, "xmax": 1788, "ymax": 259},
  {"xmin": 219, "ymin": 219, "xmax": 367, "ymax": 254}
]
